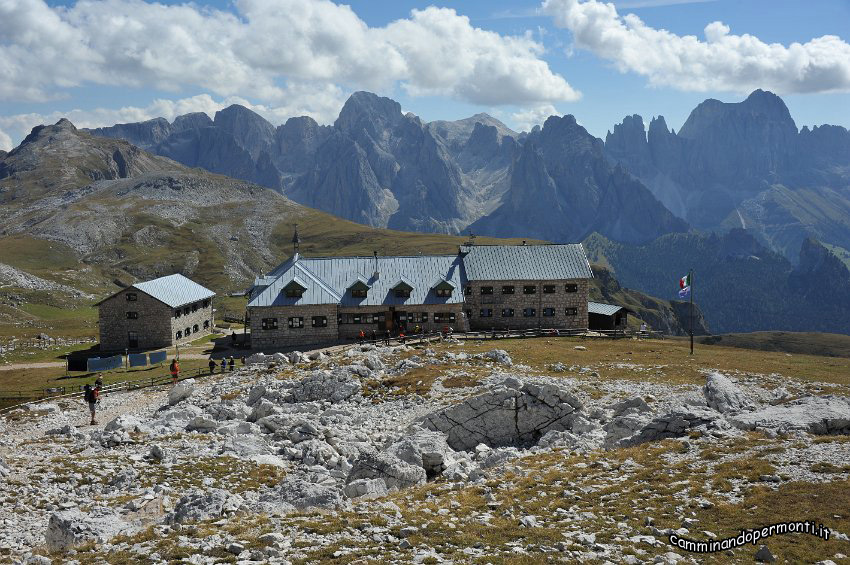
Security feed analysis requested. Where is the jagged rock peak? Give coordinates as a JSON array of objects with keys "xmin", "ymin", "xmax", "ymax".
[
  {"xmin": 679, "ymin": 89, "xmax": 796, "ymax": 139},
  {"xmin": 648, "ymin": 116, "xmax": 669, "ymax": 135},
  {"xmin": 335, "ymin": 91, "xmax": 403, "ymax": 132}
]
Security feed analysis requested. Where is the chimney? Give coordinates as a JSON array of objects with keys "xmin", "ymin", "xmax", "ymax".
[
  {"xmin": 373, "ymin": 250, "xmax": 380, "ymax": 280},
  {"xmin": 522, "ymin": 240, "xmax": 526, "ymax": 246}
]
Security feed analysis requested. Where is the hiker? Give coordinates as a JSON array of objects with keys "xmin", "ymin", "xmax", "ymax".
[
  {"xmin": 208, "ymin": 358, "xmax": 216, "ymax": 374},
  {"xmin": 94, "ymin": 376, "xmax": 103, "ymax": 389},
  {"xmin": 399, "ymin": 331, "xmax": 406, "ymax": 344},
  {"xmin": 84, "ymin": 383, "xmax": 99, "ymax": 425},
  {"xmin": 170, "ymin": 359, "xmax": 180, "ymax": 385},
  {"xmin": 241, "ymin": 356, "xmax": 246, "ymax": 365},
  {"xmin": 414, "ymin": 325, "xmax": 420, "ymax": 335},
  {"xmin": 370, "ymin": 329, "xmax": 376, "ymax": 343},
  {"xmin": 384, "ymin": 329, "xmax": 390, "ymax": 346},
  {"xmin": 220, "ymin": 357, "xmax": 227, "ymax": 372},
  {"xmin": 358, "ymin": 330, "xmax": 365, "ymax": 345},
  {"xmin": 231, "ymin": 331, "xmax": 237, "ymax": 345},
  {"xmin": 228, "ymin": 356, "xmax": 235, "ymax": 372}
]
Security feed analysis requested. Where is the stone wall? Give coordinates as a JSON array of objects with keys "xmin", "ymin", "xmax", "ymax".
[
  {"xmin": 336, "ymin": 304, "xmax": 468, "ymax": 340},
  {"xmin": 169, "ymin": 300, "xmax": 215, "ymax": 346},
  {"xmin": 98, "ymin": 289, "xmax": 173, "ymax": 352},
  {"xmin": 463, "ymin": 279, "xmax": 589, "ymax": 330},
  {"xmin": 248, "ymin": 305, "xmax": 338, "ymax": 349}
]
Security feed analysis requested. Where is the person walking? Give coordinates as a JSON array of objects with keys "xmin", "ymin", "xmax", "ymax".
[
  {"xmin": 384, "ymin": 329, "xmax": 390, "ymax": 346},
  {"xmin": 228, "ymin": 356, "xmax": 235, "ymax": 372},
  {"xmin": 231, "ymin": 331, "xmax": 237, "ymax": 346},
  {"xmin": 169, "ymin": 359, "xmax": 180, "ymax": 385},
  {"xmin": 220, "ymin": 357, "xmax": 227, "ymax": 373},
  {"xmin": 208, "ymin": 357, "xmax": 216, "ymax": 374},
  {"xmin": 83, "ymin": 383, "xmax": 99, "ymax": 425},
  {"xmin": 94, "ymin": 376, "xmax": 103, "ymax": 390},
  {"xmin": 358, "ymin": 330, "xmax": 365, "ymax": 345},
  {"xmin": 370, "ymin": 329, "xmax": 376, "ymax": 343},
  {"xmin": 399, "ymin": 331, "xmax": 406, "ymax": 344}
]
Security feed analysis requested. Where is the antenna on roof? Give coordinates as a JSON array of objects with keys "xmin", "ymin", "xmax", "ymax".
[{"xmin": 292, "ymin": 224, "xmax": 301, "ymax": 255}]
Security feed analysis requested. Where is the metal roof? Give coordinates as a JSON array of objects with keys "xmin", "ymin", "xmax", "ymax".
[
  {"xmin": 462, "ymin": 244, "xmax": 593, "ymax": 281},
  {"xmin": 131, "ymin": 274, "xmax": 215, "ymax": 308},
  {"xmin": 248, "ymin": 255, "xmax": 467, "ymax": 307},
  {"xmin": 588, "ymin": 301, "xmax": 626, "ymax": 316}
]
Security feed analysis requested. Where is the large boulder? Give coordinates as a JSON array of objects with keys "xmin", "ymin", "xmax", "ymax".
[
  {"xmin": 422, "ymin": 380, "xmax": 583, "ymax": 451},
  {"xmin": 185, "ymin": 416, "xmax": 219, "ymax": 432},
  {"xmin": 482, "ymin": 349, "xmax": 513, "ymax": 366},
  {"xmin": 347, "ymin": 447, "xmax": 427, "ymax": 489},
  {"xmin": 167, "ymin": 379, "xmax": 195, "ymax": 406},
  {"xmin": 168, "ymin": 488, "xmax": 244, "ymax": 523},
  {"xmin": 248, "ymin": 398, "xmax": 280, "ymax": 422},
  {"xmin": 286, "ymin": 372, "xmax": 360, "ymax": 403},
  {"xmin": 275, "ymin": 475, "xmax": 344, "ymax": 509},
  {"xmin": 387, "ymin": 430, "xmax": 456, "ymax": 478},
  {"xmin": 343, "ymin": 478, "xmax": 388, "ymax": 500},
  {"xmin": 729, "ymin": 395, "xmax": 850, "ymax": 435},
  {"xmin": 46, "ymin": 509, "xmax": 129, "ymax": 552},
  {"xmin": 616, "ymin": 406, "xmax": 720, "ymax": 447},
  {"xmin": 104, "ymin": 415, "xmax": 150, "ymax": 434},
  {"xmin": 704, "ymin": 372, "xmax": 752, "ymax": 413}
]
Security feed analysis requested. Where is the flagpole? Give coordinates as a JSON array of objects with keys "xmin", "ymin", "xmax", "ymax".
[{"xmin": 689, "ymin": 268, "xmax": 694, "ymax": 355}]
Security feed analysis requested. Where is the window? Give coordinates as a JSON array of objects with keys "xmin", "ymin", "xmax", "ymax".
[
  {"xmin": 502, "ymin": 285, "xmax": 515, "ymax": 294},
  {"xmin": 351, "ymin": 288, "xmax": 367, "ymax": 298},
  {"xmin": 523, "ymin": 308, "xmax": 536, "ymax": 317},
  {"xmin": 193, "ymin": 324, "xmax": 199, "ymax": 332},
  {"xmin": 395, "ymin": 288, "xmax": 411, "ymax": 298},
  {"xmin": 174, "ymin": 309, "xmax": 181, "ymax": 318},
  {"xmin": 501, "ymin": 308, "xmax": 514, "ymax": 317},
  {"xmin": 543, "ymin": 285, "xmax": 556, "ymax": 294},
  {"xmin": 565, "ymin": 307, "xmax": 578, "ymax": 316},
  {"xmin": 543, "ymin": 308, "xmax": 555, "ymax": 317},
  {"xmin": 203, "ymin": 320, "xmax": 210, "ymax": 329},
  {"xmin": 464, "ymin": 286, "xmax": 472, "ymax": 296},
  {"xmin": 435, "ymin": 288, "xmax": 453, "ymax": 297},
  {"xmin": 480, "ymin": 308, "xmax": 493, "ymax": 318},
  {"xmin": 312, "ymin": 316, "xmax": 328, "ymax": 327},
  {"xmin": 410, "ymin": 312, "xmax": 428, "ymax": 323},
  {"xmin": 285, "ymin": 288, "xmax": 304, "ymax": 298},
  {"xmin": 185, "ymin": 327, "xmax": 191, "ymax": 336},
  {"xmin": 126, "ymin": 311, "xmax": 138, "ymax": 320},
  {"xmin": 565, "ymin": 283, "xmax": 578, "ymax": 293},
  {"xmin": 480, "ymin": 286, "xmax": 493, "ymax": 295},
  {"xmin": 261, "ymin": 318, "xmax": 278, "ymax": 330},
  {"xmin": 523, "ymin": 285, "xmax": 537, "ymax": 295},
  {"xmin": 288, "ymin": 317, "xmax": 304, "ymax": 328},
  {"xmin": 176, "ymin": 330, "xmax": 182, "ymax": 339},
  {"xmin": 128, "ymin": 331, "xmax": 138, "ymax": 347},
  {"xmin": 126, "ymin": 293, "xmax": 137, "ymax": 302},
  {"xmin": 434, "ymin": 312, "xmax": 456, "ymax": 323}
]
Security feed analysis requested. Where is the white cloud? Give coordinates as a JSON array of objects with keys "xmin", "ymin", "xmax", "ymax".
[
  {"xmin": 0, "ymin": 0, "xmax": 579, "ymax": 107},
  {"xmin": 511, "ymin": 104, "xmax": 560, "ymax": 132},
  {"xmin": 543, "ymin": 0, "xmax": 850, "ymax": 94},
  {"xmin": 0, "ymin": 128, "xmax": 13, "ymax": 152}
]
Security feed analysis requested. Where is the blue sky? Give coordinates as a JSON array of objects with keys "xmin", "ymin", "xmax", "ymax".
[{"xmin": 1, "ymin": 0, "xmax": 849, "ymax": 150}]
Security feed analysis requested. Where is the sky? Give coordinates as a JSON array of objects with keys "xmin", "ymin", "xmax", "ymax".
[{"xmin": 1, "ymin": 0, "xmax": 849, "ymax": 151}]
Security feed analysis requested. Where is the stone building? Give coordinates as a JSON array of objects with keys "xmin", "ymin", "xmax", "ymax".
[
  {"xmin": 246, "ymin": 237, "xmax": 593, "ymax": 349},
  {"xmin": 97, "ymin": 274, "xmax": 216, "ymax": 352}
]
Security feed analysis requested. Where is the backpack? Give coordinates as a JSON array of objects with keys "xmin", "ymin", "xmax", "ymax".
[{"xmin": 84, "ymin": 386, "xmax": 93, "ymax": 403}]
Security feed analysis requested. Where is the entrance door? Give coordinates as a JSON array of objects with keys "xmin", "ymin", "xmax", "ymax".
[
  {"xmin": 128, "ymin": 331, "xmax": 139, "ymax": 349},
  {"xmin": 394, "ymin": 311, "xmax": 408, "ymax": 331}
]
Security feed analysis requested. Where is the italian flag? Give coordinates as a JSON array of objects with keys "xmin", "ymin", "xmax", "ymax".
[{"xmin": 679, "ymin": 273, "xmax": 691, "ymax": 289}]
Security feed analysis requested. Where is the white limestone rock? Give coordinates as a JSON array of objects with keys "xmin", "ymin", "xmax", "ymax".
[
  {"xmin": 46, "ymin": 509, "xmax": 129, "ymax": 552},
  {"xmin": 363, "ymin": 354, "xmax": 385, "ymax": 371},
  {"xmin": 343, "ymin": 478, "xmax": 388, "ymax": 500},
  {"xmin": 616, "ymin": 406, "xmax": 721, "ymax": 447},
  {"xmin": 104, "ymin": 415, "xmax": 150, "ymax": 434},
  {"xmin": 704, "ymin": 372, "xmax": 752, "ymax": 413},
  {"xmin": 0, "ymin": 456, "xmax": 10, "ymax": 477},
  {"xmin": 248, "ymin": 398, "xmax": 280, "ymax": 422},
  {"xmin": 169, "ymin": 488, "xmax": 244, "ymax": 524},
  {"xmin": 387, "ymin": 429, "xmax": 456, "ymax": 477},
  {"xmin": 482, "ymin": 349, "xmax": 512, "ymax": 366},
  {"xmin": 422, "ymin": 381, "xmax": 583, "ymax": 451},
  {"xmin": 287, "ymin": 372, "xmax": 360, "ymax": 403},
  {"xmin": 273, "ymin": 475, "xmax": 345, "ymax": 509},
  {"xmin": 167, "ymin": 379, "xmax": 195, "ymax": 406},
  {"xmin": 347, "ymin": 447, "xmax": 427, "ymax": 489},
  {"xmin": 246, "ymin": 353, "xmax": 268, "ymax": 365},
  {"xmin": 729, "ymin": 395, "xmax": 850, "ymax": 435},
  {"xmin": 186, "ymin": 416, "xmax": 219, "ymax": 432}
]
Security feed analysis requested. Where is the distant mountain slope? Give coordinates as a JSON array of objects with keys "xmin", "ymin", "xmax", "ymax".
[
  {"xmin": 469, "ymin": 115, "xmax": 688, "ymax": 243},
  {"xmin": 604, "ymin": 90, "xmax": 850, "ymax": 260},
  {"xmin": 584, "ymin": 230, "xmax": 850, "ymax": 335}
]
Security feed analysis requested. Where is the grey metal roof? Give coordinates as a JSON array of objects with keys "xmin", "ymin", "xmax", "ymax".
[
  {"xmin": 462, "ymin": 244, "xmax": 593, "ymax": 281},
  {"xmin": 248, "ymin": 255, "xmax": 467, "ymax": 307},
  {"xmin": 588, "ymin": 301, "xmax": 625, "ymax": 316},
  {"xmin": 131, "ymin": 274, "xmax": 215, "ymax": 308}
]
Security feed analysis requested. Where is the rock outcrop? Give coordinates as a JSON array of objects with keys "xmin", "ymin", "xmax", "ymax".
[
  {"xmin": 703, "ymin": 372, "xmax": 752, "ymax": 413},
  {"xmin": 729, "ymin": 396, "xmax": 850, "ymax": 435}
]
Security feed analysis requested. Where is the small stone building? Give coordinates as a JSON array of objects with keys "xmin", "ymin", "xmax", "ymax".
[
  {"xmin": 587, "ymin": 301, "xmax": 630, "ymax": 331},
  {"xmin": 97, "ymin": 274, "xmax": 216, "ymax": 352},
  {"xmin": 247, "ymin": 239, "xmax": 594, "ymax": 349}
]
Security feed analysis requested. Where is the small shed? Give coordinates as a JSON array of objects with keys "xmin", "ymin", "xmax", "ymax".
[{"xmin": 588, "ymin": 301, "xmax": 630, "ymax": 331}]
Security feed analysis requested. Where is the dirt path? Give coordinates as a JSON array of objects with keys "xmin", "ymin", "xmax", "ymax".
[{"xmin": 0, "ymin": 361, "xmax": 65, "ymax": 371}]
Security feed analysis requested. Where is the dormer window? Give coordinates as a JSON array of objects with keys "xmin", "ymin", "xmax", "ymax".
[
  {"xmin": 392, "ymin": 278, "xmax": 414, "ymax": 299},
  {"xmin": 431, "ymin": 279, "xmax": 455, "ymax": 298},
  {"xmin": 283, "ymin": 279, "xmax": 307, "ymax": 299},
  {"xmin": 347, "ymin": 278, "xmax": 370, "ymax": 298}
]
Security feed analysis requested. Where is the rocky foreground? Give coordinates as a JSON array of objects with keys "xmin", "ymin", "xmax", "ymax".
[{"xmin": 1, "ymin": 340, "xmax": 850, "ymax": 564}]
